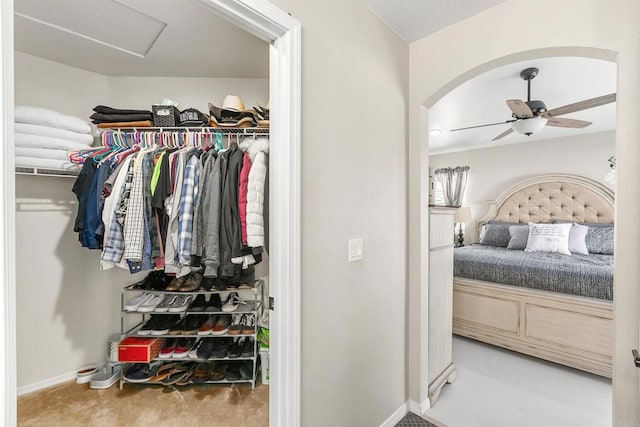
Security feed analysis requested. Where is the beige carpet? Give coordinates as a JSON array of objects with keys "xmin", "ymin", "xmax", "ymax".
[{"xmin": 18, "ymin": 380, "xmax": 268, "ymax": 426}]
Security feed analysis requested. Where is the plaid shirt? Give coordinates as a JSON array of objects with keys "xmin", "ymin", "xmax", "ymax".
[
  {"xmin": 177, "ymin": 153, "xmax": 201, "ymax": 265},
  {"xmin": 101, "ymin": 156, "xmax": 134, "ymax": 265},
  {"xmin": 123, "ymin": 152, "xmax": 146, "ymax": 262}
]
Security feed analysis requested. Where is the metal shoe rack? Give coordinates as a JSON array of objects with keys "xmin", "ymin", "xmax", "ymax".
[{"xmin": 118, "ymin": 280, "xmax": 264, "ymax": 389}]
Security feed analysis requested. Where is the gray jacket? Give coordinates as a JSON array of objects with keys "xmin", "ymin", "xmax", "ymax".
[{"xmin": 201, "ymin": 154, "xmax": 222, "ymax": 277}]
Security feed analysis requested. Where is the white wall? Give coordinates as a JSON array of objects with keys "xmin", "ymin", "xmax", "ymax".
[
  {"xmin": 13, "ymin": 52, "xmax": 269, "ymax": 390},
  {"xmin": 408, "ymin": 0, "xmax": 640, "ymax": 422},
  {"xmin": 430, "ymin": 131, "xmax": 616, "ymax": 241},
  {"xmin": 270, "ymin": 0, "xmax": 409, "ymax": 425}
]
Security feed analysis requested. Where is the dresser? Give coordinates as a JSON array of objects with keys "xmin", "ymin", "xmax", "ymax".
[{"xmin": 428, "ymin": 207, "xmax": 457, "ymax": 405}]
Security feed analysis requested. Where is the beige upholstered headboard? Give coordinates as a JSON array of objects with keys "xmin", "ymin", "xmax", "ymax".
[{"xmin": 478, "ymin": 174, "xmax": 614, "ymax": 235}]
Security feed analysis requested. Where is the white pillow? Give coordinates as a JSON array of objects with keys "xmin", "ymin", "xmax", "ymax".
[
  {"xmin": 524, "ymin": 222, "xmax": 572, "ymax": 255},
  {"xmin": 568, "ymin": 223, "xmax": 589, "ymax": 255}
]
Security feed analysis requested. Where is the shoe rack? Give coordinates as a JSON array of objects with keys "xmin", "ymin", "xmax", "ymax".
[{"xmin": 118, "ymin": 279, "xmax": 264, "ymax": 389}]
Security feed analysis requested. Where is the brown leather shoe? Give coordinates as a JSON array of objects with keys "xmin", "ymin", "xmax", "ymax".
[
  {"xmin": 179, "ymin": 271, "xmax": 203, "ymax": 292},
  {"xmin": 165, "ymin": 275, "xmax": 187, "ymax": 291}
]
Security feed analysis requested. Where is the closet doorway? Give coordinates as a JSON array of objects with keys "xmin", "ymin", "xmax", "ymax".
[{"xmin": 0, "ymin": 0, "xmax": 300, "ymax": 425}]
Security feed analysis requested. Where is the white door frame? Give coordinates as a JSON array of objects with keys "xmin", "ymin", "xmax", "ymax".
[{"xmin": 0, "ymin": 0, "xmax": 301, "ymax": 425}]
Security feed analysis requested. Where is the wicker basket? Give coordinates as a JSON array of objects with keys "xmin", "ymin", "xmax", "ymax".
[{"xmin": 152, "ymin": 105, "xmax": 180, "ymax": 127}]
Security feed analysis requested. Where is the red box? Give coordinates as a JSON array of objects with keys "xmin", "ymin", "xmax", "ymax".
[{"xmin": 118, "ymin": 337, "xmax": 163, "ymax": 363}]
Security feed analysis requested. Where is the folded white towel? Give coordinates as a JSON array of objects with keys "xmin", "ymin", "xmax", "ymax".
[
  {"xmin": 15, "ymin": 147, "xmax": 71, "ymax": 161},
  {"xmin": 15, "ymin": 133, "xmax": 92, "ymax": 151},
  {"xmin": 15, "ymin": 123, "xmax": 94, "ymax": 145},
  {"xmin": 15, "ymin": 105, "xmax": 91, "ymax": 134},
  {"xmin": 15, "ymin": 156, "xmax": 80, "ymax": 171}
]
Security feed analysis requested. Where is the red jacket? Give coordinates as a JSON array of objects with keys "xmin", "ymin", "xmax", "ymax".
[{"xmin": 238, "ymin": 152, "xmax": 252, "ymax": 245}]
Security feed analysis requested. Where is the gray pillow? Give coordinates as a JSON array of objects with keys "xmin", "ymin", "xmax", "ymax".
[
  {"xmin": 480, "ymin": 221, "xmax": 519, "ymax": 247},
  {"xmin": 568, "ymin": 223, "xmax": 589, "ymax": 255},
  {"xmin": 586, "ymin": 226, "xmax": 614, "ymax": 254},
  {"xmin": 507, "ymin": 225, "xmax": 529, "ymax": 250}
]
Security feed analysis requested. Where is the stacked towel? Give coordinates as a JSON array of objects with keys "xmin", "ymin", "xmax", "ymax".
[
  {"xmin": 15, "ymin": 106, "xmax": 93, "ymax": 171},
  {"xmin": 90, "ymin": 105, "xmax": 153, "ymax": 128}
]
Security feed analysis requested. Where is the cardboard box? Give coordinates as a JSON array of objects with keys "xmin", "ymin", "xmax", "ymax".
[{"xmin": 118, "ymin": 337, "xmax": 163, "ymax": 363}]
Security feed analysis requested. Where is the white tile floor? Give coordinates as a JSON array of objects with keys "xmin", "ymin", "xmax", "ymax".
[{"xmin": 425, "ymin": 336, "xmax": 612, "ymax": 427}]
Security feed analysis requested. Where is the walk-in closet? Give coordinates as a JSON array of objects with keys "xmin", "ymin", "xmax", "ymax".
[{"xmin": 14, "ymin": 0, "xmax": 272, "ymax": 424}]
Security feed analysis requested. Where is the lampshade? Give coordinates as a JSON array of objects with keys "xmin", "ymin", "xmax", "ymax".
[
  {"xmin": 455, "ymin": 206, "xmax": 473, "ymax": 223},
  {"xmin": 511, "ymin": 117, "xmax": 548, "ymax": 135}
]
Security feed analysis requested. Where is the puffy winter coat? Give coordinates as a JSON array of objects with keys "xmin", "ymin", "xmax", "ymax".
[{"xmin": 246, "ymin": 138, "xmax": 269, "ymax": 247}]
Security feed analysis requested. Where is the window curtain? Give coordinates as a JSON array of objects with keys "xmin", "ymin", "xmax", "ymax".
[{"xmin": 434, "ymin": 166, "xmax": 469, "ymax": 207}]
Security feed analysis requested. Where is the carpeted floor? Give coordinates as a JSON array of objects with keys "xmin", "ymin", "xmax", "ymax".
[
  {"xmin": 18, "ymin": 380, "xmax": 268, "ymax": 426},
  {"xmin": 395, "ymin": 412, "xmax": 442, "ymax": 427}
]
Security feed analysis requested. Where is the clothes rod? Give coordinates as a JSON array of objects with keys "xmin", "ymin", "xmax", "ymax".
[{"xmin": 97, "ymin": 127, "xmax": 269, "ymax": 135}]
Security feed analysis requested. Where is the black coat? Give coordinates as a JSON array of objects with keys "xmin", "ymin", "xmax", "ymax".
[{"xmin": 219, "ymin": 146, "xmax": 244, "ymax": 279}]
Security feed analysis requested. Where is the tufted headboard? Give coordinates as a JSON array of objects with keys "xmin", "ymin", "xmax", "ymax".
[{"xmin": 478, "ymin": 174, "xmax": 614, "ymax": 236}]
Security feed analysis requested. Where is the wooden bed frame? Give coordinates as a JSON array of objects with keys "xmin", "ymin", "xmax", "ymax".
[{"xmin": 452, "ymin": 174, "xmax": 614, "ymax": 378}]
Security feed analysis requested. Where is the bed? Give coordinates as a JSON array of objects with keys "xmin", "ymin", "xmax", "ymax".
[{"xmin": 452, "ymin": 173, "xmax": 614, "ymax": 378}]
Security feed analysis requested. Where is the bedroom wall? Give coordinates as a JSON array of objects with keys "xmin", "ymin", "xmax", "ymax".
[
  {"xmin": 408, "ymin": 0, "xmax": 640, "ymax": 422},
  {"xmin": 13, "ymin": 52, "xmax": 269, "ymax": 390},
  {"xmin": 429, "ymin": 131, "xmax": 616, "ymax": 242}
]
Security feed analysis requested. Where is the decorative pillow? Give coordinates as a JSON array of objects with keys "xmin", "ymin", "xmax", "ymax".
[
  {"xmin": 568, "ymin": 223, "xmax": 589, "ymax": 255},
  {"xmin": 524, "ymin": 222, "xmax": 572, "ymax": 255},
  {"xmin": 586, "ymin": 226, "xmax": 614, "ymax": 254},
  {"xmin": 479, "ymin": 221, "xmax": 519, "ymax": 247},
  {"xmin": 507, "ymin": 225, "xmax": 529, "ymax": 250}
]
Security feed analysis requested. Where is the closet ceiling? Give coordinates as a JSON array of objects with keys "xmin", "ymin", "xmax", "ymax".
[
  {"xmin": 14, "ymin": 0, "xmax": 269, "ymax": 78},
  {"xmin": 364, "ymin": 0, "xmax": 509, "ymax": 42},
  {"xmin": 428, "ymin": 57, "xmax": 617, "ymax": 154}
]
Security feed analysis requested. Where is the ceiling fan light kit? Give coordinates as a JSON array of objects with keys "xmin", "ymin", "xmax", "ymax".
[
  {"xmin": 449, "ymin": 66, "xmax": 616, "ymax": 141},
  {"xmin": 511, "ymin": 116, "xmax": 548, "ymax": 136}
]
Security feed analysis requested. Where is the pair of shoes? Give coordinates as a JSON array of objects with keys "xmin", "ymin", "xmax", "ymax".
[
  {"xmin": 222, "ymin": 292, "xmax": 247, "ymax": 312},
  {"xmin": 187, "ymin": 294, "xmax": 222, "ymax": 313},
  {"xmin": 130, "ymin": 270, "xmax": 168, "ymax": 290},
  {"xmin": 238, "ymin": 266, "xmax": 256, "ymax": 289},
  {"xmin": 165, "ymin": 275, "xmax": 187, "ymax": 291},
  {"xmin": 197, "ymin": 314, "xmax": 232, "ymax": 335},
  {"xmin": 202, "ymin": 277, "xmax": 226, "ymax": 292},
  {"xmin": 124, "ymin": 293, "xmax": 151, "ymax": 311},
  {"xmin": 179, "ymin": 271, "xmax": 203, "ymax": 292},
  {"xmin": 124, "ymin": 362, "xmax": 162, "ymax": 383},
  {"xmin": 228, "ymin": 314, "xmax": 255, "ymax": 335},
  {"xmin": 159, "ymin": 337, "xmax": 198, "ymax": 359},
  {"xmin": 137, "ymin": 314, "xmax": 181, "ymax": 336},
  {"xmin": 137, "ymin": 294, "xmax": 165, "ymax": 312},
  {"xmin": 228, "ymin": 336, "xmax": 253, "ymax": 358},
  {"xmin": 197, "ymin": 337, "xmax": 232, "ymax": 359},
  {"xmin": 239, "ymin": 360, "xmax": 254, "ymax": 379},
  {"xmin": 226, "ymin": 361, "xmax": 243, "ymax": 381}
]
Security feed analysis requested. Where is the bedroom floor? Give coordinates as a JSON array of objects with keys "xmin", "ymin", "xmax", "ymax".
[{"xmin": 424, "ymin": 336, "xmax": 612, "ymax": 427}]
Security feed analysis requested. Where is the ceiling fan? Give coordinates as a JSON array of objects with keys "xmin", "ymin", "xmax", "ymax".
[{"xmin": 450, "ymin": 67, "xmax": 616, "ymax": 141}]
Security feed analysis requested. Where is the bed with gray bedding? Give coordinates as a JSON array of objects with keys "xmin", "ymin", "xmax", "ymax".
[{"xmin": 454, "ymin": 244, "xmax": 613, "ymax": 300}]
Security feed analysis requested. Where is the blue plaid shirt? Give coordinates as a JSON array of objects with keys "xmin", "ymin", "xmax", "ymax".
[{"xmin": 177, "ymin": 153, "xmax": 201, "ymax": 266}]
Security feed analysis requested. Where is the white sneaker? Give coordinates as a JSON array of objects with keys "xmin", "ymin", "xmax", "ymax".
[
  {"xmin": 138, "ymin": 294, "xmax": 165, "ymax": 312},
  {"xmin": 124, "ymin": 293, "xmax": 151, "ymax": 311},
  {"xmin": 222, "ymin": 293, "xmax": 246, "ymax": 312}
]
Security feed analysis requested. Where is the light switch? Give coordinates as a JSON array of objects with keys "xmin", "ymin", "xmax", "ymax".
[{"xmin": 348, "ymin": 238, "xmax": 364, "ymax": 262}]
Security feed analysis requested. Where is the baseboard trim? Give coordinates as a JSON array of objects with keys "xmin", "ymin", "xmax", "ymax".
[
  {"xmin": 380, "ymin": 401, "xmax": 408, "ymax": 427},
  {"xmin": 17, "ymin": 371, "xmax": 76, "ymax": 396},
  {"xmin": 408, "ymin": 398, "xmax": 431, "ymax": 415}
]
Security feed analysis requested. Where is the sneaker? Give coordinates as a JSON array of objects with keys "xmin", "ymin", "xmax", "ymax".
[
  {"xmin": 188, "ymin": 294, "xmax": 206, "ymax": 312},
  {"xmin": 209, "ymin": 338, "xmax": 232, "ymax": 358},
  {"xmin": 173, "ymin": 338, "xmax": 197, "ymax": 359},
  {"xmin": 137, "ymin": 294, "xmax": 165, "ymax": 313},
  {"xmin": 168, "ymin": 318, "xmax": 186, "ymax": 335},
  {"xmin": 228, "ymin": 315, "xmax": 244, "ymax": 335},
  {"xmin": 189, "ymin": 339, "xmax": 203, "ymax": 359},
  {"xmin": 225, "ymin": 361, "xmax": 242, "ymax": 380},
  {"xmin": 155, "ymin": 294, "xmax": 179, "ymax": 313},
  {"xmin": 240, "ymin": 337, "xmax": 254, "ymax": 358},
  {"xmin": 124, "ymin": 362, "xmax": 160, "ymax": 383},
  {"xmin": 197, "ymin": 338, "xmax": 216, "ymax": 359},
  {"xmin": 124, "ymin": 293, "xmax": 151, "ymax": 311},
  {"xmin": 239, "ymin": 361, "xmax": 254, "ymax": 379},
  {"xmin": 227, "ymin": 337, "xmax": 244, "ymax": 358},
  {"xmin": 137, "ymin": 315, "xmax": 161, "ymax": 335},
  {"xmin": 222, "ymin": 293, "xmax": 246, "ymax": 312},
  {"xmin": 209, "ymin": 361, "xmax": 228, "ymax": 381},
  {"xmin": 211, "ymin": 314, "xmax": 231, "ymax": 335},
  {"xmin": 169, "ymin": 295, "xmax": 193, "ymax": 312},
  {"xmin": 241, "ymin": 315, "xmax": 256, "ymax": 335},
  {"xmin": 184, "ymin": 315, "xmax": 205, "ymax": 335},
  {"xmin": 205, "ymin": 294, "xmax": 222, "ymax": 312},
  {"xmin": 151, "ymin": 314, "xmax": 181, "ymax": 336},
  {"xmin": 197, "ymin": 315, "xmax": 217, "ymax": 336},
  {"xmin": 159, "ymin": 338, "xmax": 178, "ymax": 359}
]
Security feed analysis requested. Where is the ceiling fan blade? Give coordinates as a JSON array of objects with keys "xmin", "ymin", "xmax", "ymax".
[
  {"xmin": 541, "ymin": 93, "xmax": 616, "ymax": 118},
  {"xmin": 545, "ymin": 117, "xmax": 592, "ymax": 128},
  {"xmin": 506, "ymin": 99, "xmax": 533, "ymax": 118},
  {"xmin": 450, "ymin": 119, "xmax": 515, "ymax": 132},
  {"xmin": 492, "ymin": 128, "xmax": 513, "ymax": 141}
]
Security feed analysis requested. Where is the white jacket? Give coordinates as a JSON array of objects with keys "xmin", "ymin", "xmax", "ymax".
[{"xmin": 246, "ymin": 137, "xmax": 269, "ymax": 247}]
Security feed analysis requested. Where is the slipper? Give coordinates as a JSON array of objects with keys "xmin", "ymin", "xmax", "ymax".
[
  {"xmin": 148, "ymin": 362, "xmax": 179, "ymax": 383},
  {"xmin": 160, "ymin": 363, "xmax": 194, "ymax": 385},
  {"xmin": 175, "ymin": 370, "xmax": 194, "ymax": 386}
]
